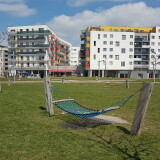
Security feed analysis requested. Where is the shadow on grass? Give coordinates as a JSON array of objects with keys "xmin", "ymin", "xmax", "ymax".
[
  {"xmin": 39, "ymin": 106, "xmax": 46, "ymax": 111},
  {"xmin": 88, "ymin": 130, "xmax": 157, "ymax": 160},
  {"xmin": 59, "ymin": 115, "xmax": 111, "ymax": 130},
  {"xmin": 116, "ymin": 126, "xmax": 130, "ymax": 135}
]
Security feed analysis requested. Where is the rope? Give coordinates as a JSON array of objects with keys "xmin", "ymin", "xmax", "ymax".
[
  {"xmin": 51, "ymin": 85, "xmax": 71, "ymax": 99},
  {"xmin": 51, "ymin": 85, "xmax": 142, "ymax": 118}
]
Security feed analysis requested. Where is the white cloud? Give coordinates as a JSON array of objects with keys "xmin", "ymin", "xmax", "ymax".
[
  {"xmin": 47, "ymin": 2, "xmax": 160, "ymax": 46},
  {"xmin": 67, "ymin": 0, "xmax": 132, "ymax": 7},
  {"xmin": 0, "ymin": 0, "xmax": 23, "ymax": 3},
  {"xmin": 0, "ymin": 4, "xmax": 36, "ymax": 16}
]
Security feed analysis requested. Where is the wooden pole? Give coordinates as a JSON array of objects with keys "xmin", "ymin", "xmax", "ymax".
[
  {"xmin": 131, "ymin": 82, "xmax": 153, "ymax": 136},
  {"xmin": 0, "ymin": 83, "xmax": 1, "ymax": 92},
  {"xmin": 44, "ymin": 77, "xmax": 54, "ymax": 116},
  {"xmin": 126, "ymin": 80, "xmax": 129, "ymax": 88}
]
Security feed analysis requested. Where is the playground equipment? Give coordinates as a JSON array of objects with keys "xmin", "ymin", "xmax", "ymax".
[{"xmin": 44, "ymin": 78, "xmax": 153, "ymax": 136}]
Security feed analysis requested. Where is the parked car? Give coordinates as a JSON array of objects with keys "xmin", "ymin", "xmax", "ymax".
[{"xmin": 27, "ymin": 74, "xmax": 41, "ymax": 78}]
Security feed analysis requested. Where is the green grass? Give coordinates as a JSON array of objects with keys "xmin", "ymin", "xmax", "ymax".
[{"xmin": 0, "ymin": 82, "xmax": 160, "ymax": 160}]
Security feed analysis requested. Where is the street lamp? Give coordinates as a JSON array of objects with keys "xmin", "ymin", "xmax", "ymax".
[
  {"xmin": 150, "ymin": 49, "xmax": 160, "ymax": 83},
  {"xmin": 98, "ymin": 59, "xmax": 103, "ymax": 80},
  {"xmin": 102, "ymin": 57, "xmax": 107, "ymax": 77}
]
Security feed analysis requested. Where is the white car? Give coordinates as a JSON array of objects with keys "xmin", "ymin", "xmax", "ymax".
[{"xmin": 27, "ymin": 74, "xmax": 41, "ymax": 78}]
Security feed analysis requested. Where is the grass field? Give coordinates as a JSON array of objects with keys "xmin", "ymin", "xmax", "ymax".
[{"xmin": 0, "ymin": 80, "xmax": 160, "ymax": 160}]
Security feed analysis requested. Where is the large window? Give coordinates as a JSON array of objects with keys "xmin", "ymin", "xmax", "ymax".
[
  {"xmin": 98, "ymin": 34, "xmax": 100, "ymax": 39},
  {"xmin": 103, "ymin": 41, "xmax": 107, "ymax": 45},
  {"xmin": 121, "ymin": 61, "xmax": 125, "ymax": 66},
  {"xmin": 122, "ymin": 35, "xmax": 126, "ymax": 40},
  {"xmin": 121, "ymin": 48, "xmax": 126, "ymax": 53},
  {"xmin": 103, "ymin": 34, "xmax": 107, "ymax": 38},
  {"xmin": 103, "ymin": 48, "xmax": 107, "ymax": 52},
  {"xmin": 115, "ymin": 55, "xmax": 119, "ymax": 60}
]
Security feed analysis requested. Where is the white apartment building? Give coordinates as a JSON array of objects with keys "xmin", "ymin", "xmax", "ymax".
[
  {"xmin": 0, "ymin": 45, "xmax": 8, "ymax": 77},
  {"xmin": 69, "ymin": 47, "xmax": 80, "ymax": 66},
  {"xmin": 8, "ymin": 25, "xmax": 72, "ymax": 77},
  {"xmin": 80, "ymin": 26, "xmax": 160, "ymax": 78}
]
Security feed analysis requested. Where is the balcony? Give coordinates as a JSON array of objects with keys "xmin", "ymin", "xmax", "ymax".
[
  {"xmin": 134, "ymin": 44, "xmax": 142, "ymax": 48},
  {"xmin": 17, "ymin": 44, "xmax": 49, "ymax": 48},
  {"xmin": 17, "ymin": 37, "xmax": 45, "ymax": 41},
  {"xmin": 142, "ymin": 51, "xmax": 150, "ymax": 54},
  {"xmin": 134, "ymin": 65, "xmax": 149, "ymax": 68},
  {"xmin": 8, "ymin": 50, "xmax": 46, "ymax": 55},
  {"xmin": 135, "ymin": 38, "xmax": 142, "ymax": 41},
  {"xmin": 16, "ymin": 30, "xmax": 51, "ymax": 35}
]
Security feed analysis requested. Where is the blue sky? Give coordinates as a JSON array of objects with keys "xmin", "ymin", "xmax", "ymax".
[{"xmin": 0, "ymin": 0, "xmax": 160, "ymax": 46}]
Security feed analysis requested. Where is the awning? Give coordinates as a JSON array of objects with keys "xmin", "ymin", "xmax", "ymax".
[{"xmin": 49, "ymin": 69, "xmax": 73, "ymax": 72}]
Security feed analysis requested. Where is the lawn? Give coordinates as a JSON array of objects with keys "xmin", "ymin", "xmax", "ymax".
[{"xmin": 0, "ymin": 81, "xmax": 159, "ymax": 160}]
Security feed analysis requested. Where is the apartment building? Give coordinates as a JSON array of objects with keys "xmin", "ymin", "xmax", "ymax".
[
  {"xmin": 69, "ymin": 47, "xmax": 80, "ymax": 66},
  {"xmin": 0, "ymin": 45, "xmax": 8, "ymax": 77},
  {"xmin": 80, "ymin": 26, "xmax": 160, "ymax": 78},
  {"xmin": 8, "ymin": 25, "xmax": 72, "ymax": 77}
]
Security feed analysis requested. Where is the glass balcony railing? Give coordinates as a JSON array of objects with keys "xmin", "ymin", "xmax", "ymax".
[
  {"xmin": 8, "ymin": 50, "xmax": 46, "ymax": 55},
  {"xmin": 17, "ymin": 44, "xmax": 49, "ymax": 48},
  {"xmin": 17, "ymin": 37, "xmax": 45, "ymax": 41},
  {"xmin": 17, "ymin": 30, "xmax": 51, "ymax": 34}
]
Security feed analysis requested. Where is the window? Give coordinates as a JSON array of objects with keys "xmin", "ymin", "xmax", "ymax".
[
  {"xmin": 110, "ymin": 34, "xmax": 113, "ymax": 38},
  {"xmin": 158, "ymin": 42, "xmax": 160, "ymax": 46},
  {"xmin": 151, "ymin": 42, "xmax": 155, "ymax": 46},
  {"xmin": 109, "ymin": 55, "xmax": 113, "ymax": 58},
  {"xmin": 121, "ymin": 48, "xmax": 126, "ymax": 53},
  {"xmin": 130, "ymin": 35, "xmax": 133, "ymax": 38},
  {"xmin": 93, "ymin": 55, "xmax": 96, "ymax": 60},
  {"xmin": 122, "ymin": 35, "xmax": 126, "ymax": 40},
  {"xmin": 115, "ymin": 41, "xmax": 120, "ymax": 47},
  {"xmin": 115, "ymin": 55, "xmax": 119, "ymax": 60},
  {"xmin": 129, "ymin": 55, "xmax": 133, "ymax": 58},
  {"xmin": 110, "ymin": 48, "xmax": 113, "ymax": 52},
  {"xmin": 103, "ymin": 48, "xmax": 107, "ymax": 52},
  {"xmin": 98, "ymin": 34, "xmax": 100, "ymax": 39},
  {"xmin": 103, "ymin": 34, "xmax": 107, "ymax": 38},
  {"xmin": 151, "ymin": 55, "xmax": 155, "ymax": 59},
  {"xmin": 98, "ymin": 48, "xmax": 100, "ymax": 53},
  {"xmin": 158, "ymin": 29, "xmax": 160, "ymax": 32},
  {"xmin": 109, "ymin": 61, "xmax": 113, "ymax": 65},
  {"xmin": 130, "ymin": 42, "xmax": 133, "ymax": 45},
  {"xmin": 158, "ymin": 49, "xmax": 160, "ymax": 53},
  {"xmin": 103, "ymin": 41, "xmax": 107, "ymax": 45},
  {"xmin": 129, "ymin": 61, "xmax": 132, "ymax": 65},
  {"xmin": 130, "ymin": 48, "xmax": 133, "ymax": 52},
  {"xmin": 94, "ymin": 41, "xmax": 96, "ymax": 46},
  {"xmin": 110, "ymin": 41, "xmax": 113, "ymax": 45},
  {"xmin": 103, "ymin": 55, "xmax": 107, "ymax": 58},
  {"xmin": 121, "ymin": 61, "xmax": 125, "ymax": 66},
  {"xmin": 152, "ymin": 36, "xmax": 155, "ymax": 39}
]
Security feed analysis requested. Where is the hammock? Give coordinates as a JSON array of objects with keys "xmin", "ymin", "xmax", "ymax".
[{"xmin": 51, "ymin": 86, "xmax": 135, "ymax": 118}]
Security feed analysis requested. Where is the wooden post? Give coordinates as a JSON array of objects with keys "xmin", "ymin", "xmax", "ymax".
[
  {"xmin": 126, "ymin": 80, "xmax": 129, "ymax": 88},
  {"xmin": 44, "ymin": 77, "xmax": 54, "ymax": 116},
  {"xmin": 62, "ymin": 77, "xmax": 64, "ymax": 84},
  {"xmin": 131, "ymin": 82, "xmax": 153, "ymax": 136},
  {"xmin": 8, "ymin": 77, "xmax": 11, "ymax": 86}
]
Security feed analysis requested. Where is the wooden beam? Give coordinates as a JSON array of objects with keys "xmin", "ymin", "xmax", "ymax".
[
  {"xmin": 131, "ymin": 82, "xmax": 153, "ymax": 136},
  {"xmin": 44, "ymin": 77, "xmax": 54, "ymax": 116}
]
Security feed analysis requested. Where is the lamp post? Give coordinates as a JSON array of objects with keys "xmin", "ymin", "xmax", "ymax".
[
  {"xmin": 102, "ymin": 57, "xmax": 107, "ymax": 77},
  {"xmin": 98, "ymin": 59, "xmax": 103, "ymax": 80},
  {"xmin": 150, "ymin": 49, "xmax": 160, "ymax": 83}
]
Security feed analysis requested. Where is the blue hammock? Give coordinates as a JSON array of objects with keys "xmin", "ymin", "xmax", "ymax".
[{"xmin": 52, "ymin": 86, "xmax": 134, "ymax": 118}]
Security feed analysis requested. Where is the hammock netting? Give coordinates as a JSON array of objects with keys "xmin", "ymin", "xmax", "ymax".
[{"xmin": 52, "ymin": 85, "xmax": 134, "ymax": 118}]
